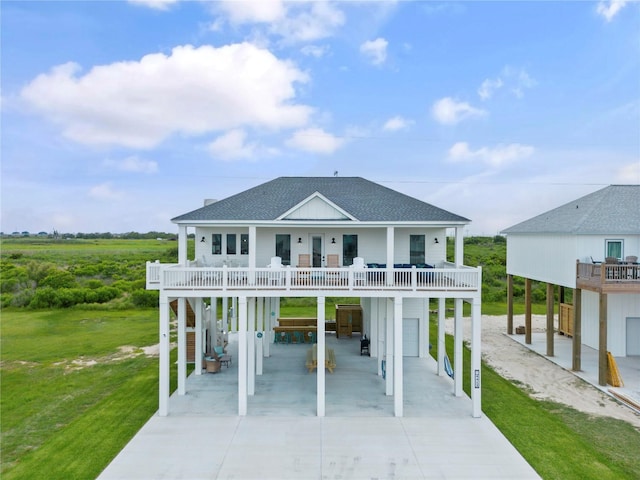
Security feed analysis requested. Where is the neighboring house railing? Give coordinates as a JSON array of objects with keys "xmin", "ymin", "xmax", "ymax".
[
  {"xmin": 576, "ymin": 261, "xmax": 640, "ymax": 292},
  {"xmin": 146, "ymin": 261, "xmax": 481, "ymax": 293}
]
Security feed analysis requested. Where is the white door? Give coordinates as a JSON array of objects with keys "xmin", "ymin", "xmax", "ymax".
[
  {"xmin": 626, "ymin": 318, "xmax": 640, "ymax": 356},
  {"xmin": 403, "ymin": 318, "xmax": 419, "ymax": 357}
]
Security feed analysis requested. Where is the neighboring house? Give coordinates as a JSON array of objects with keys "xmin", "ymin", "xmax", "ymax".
[
  {"xmin": 147, "ymin": 177, "xmax": 483, "ymax": 417},
  {"xmin": 502, "ymin": 185, "xmax": 640, "ymax": 385}
]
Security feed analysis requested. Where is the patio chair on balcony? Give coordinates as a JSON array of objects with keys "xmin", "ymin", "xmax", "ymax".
[
  {"xmin": 326, "ymin": 254, "xmax": 341, "ymax": 283},
  {"xmin": 351, "ymin": 257, "xmax": 367, "ymax": 285},
  {"xmin": 297, "ymin": 254, "xmax": 311, "ymax": 267},
  {"xmin": 605, "ymin": 256, "xmax": 620, "ymax": 279}
]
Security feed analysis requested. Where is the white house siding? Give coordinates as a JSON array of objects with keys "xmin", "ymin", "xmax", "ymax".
[
  {"xmin": 580, "ymin": 290, "xmax": 639, "ymax": 357},
  {"xmin": 506, "ymin": 234, "xmax": 577, "ymax": 287},
  {"xmin": 284, "ymin": 196, "xmax": 348, "ymax": 220},
  {"xmin": 575, "ymin": 234, "xmax": 640, "ymax": 263},
  {"xmin": 394, "ymin": 228, "xmax": 447, "ymax": 266}
]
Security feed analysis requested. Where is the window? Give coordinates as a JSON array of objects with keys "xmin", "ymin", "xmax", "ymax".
[
  {"xmin": 606, "ymin": 239, "xmax": 623, "ymax": 260},
  {"xmin": 227, "ymin": 234, "xmax": 236, "ymax": 255},
  {"xmin": 240, "ymin": 234, "xmax": 249, "ymax": 255},
  {"xmin": 342, "ymin": 234, "xmax": 358, "ymax": 266},
  {"xmin": 275, "ymin": 234, "xmax": 291, "ymax": 265},
  {"xmin": 211, "ymin": 234, "xmax": 221, "ymax": 255},
  {"xmin": 410, "ymin": 235, "xmax": 425, "ymax": 264}
]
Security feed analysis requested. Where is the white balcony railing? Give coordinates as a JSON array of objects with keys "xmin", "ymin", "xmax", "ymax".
[{"xmin": 146, "ymin": 261, "xmax": 481, "ymax": 293}]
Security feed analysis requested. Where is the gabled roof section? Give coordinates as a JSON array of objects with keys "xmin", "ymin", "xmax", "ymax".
[
  {"xmin": 277, "ymin": 192, "xmax": 355, "ymax": 221},
  {"xmin": 502, "ymin": 185, "xmax": 640, "ymax": 235},
  {"xmin": 172, "ymin": 177, "xmax": 470, "ymax": 224}
]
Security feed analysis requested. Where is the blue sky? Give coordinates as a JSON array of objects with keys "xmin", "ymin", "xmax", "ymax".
[{"xmin": 2, "ymin": 0, "xmax": 639, "ymax": 235}]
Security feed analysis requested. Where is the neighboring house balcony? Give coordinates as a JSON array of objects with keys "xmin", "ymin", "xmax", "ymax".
[
  {"xmin": 146, "ymin": 261, "xmax": 481, "ymax": 296},
  {"xmin": 576, "ymin": 261, "xmax": 640, "ymax": 294}
]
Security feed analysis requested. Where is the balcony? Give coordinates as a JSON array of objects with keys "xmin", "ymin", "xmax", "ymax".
[
  {"xmin": 576, "ymin": 261, "xmax": 640, "ymax": 294},
  {"xmin": 146, "ymin": 261, "xmax": 481, "ymax": 295}
]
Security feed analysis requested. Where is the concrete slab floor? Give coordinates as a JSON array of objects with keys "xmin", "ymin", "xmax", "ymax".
[{"xmin": 98, "ymin": 334, "xmax": 540, "ymax": 479}]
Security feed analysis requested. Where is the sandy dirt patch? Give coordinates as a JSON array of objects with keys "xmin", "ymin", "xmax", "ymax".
[{"xmin": 447, "ymin": 314, "xmax": 640, "ymax": 429}]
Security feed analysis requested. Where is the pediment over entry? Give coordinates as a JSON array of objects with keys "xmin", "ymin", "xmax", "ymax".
[{"xmin": 278, "ymin": 192, "xmax": 355, "ymax": 221}]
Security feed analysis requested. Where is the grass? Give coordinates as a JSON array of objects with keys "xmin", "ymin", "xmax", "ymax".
[
  {"xmin": 429, "ymin": 318, "xmax": 640, "ymax": 480},
  {"xmin": 0, "ymin": 308, "xmax": 180, "ymax": 479}
]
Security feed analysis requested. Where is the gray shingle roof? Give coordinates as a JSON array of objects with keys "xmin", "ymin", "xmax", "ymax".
[
  {"xmin": 501, "ymin": 185, "xmax": 640, "ymax": 235},
  {"xmin": 172, "ymin": 177, "xmax": 470, "ymax": 224}
]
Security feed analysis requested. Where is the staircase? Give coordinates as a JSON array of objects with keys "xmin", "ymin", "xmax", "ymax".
[{"xmin": 170, "ymin": 299, "xmax": 197, "ymax": 362}]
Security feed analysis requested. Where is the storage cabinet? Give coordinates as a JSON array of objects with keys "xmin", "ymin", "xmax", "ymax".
[{"xmin": 335, "ymin": 304, "xmax": 363, "ymax": 338}]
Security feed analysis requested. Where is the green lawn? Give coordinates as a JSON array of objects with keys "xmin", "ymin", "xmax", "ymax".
[{"xmin": 2, "ymin": 305, "xmax": 639, "ymax": 479}]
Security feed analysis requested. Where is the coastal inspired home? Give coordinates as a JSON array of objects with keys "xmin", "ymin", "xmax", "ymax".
[
  {"xmin": 502, "ymin": 185, "xmax": 640, "ymax": 385},
  {"xmin": 146, "ymin": 177, "xmax": 483, "ymax": 417}
]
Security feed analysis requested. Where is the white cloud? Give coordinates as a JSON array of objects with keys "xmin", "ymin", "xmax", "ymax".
[
  {"xmin": 431, "ymin": 97, "xmax": 486, "ymax": 125},
  {"xmin": 597, "ymin": 0, "xmax": 628, "ymax": 21},
  {"xmin": 207, "ymin": 129, "xmax": 257, "ymax": 161},
  {"xmin": 89, "ymin": 183, "xmax": 125, "ymax": 201},
  {"xmin": 478, "ymin": 66, "xmax": 536, "ymax": 100},
  {"xmin": 104, "ymin": 155, "xmax": 158, "ymax": 173},
  {"xmin": 285, "ymin": 127, "xmax": 345, "ymax": 154},
  {"xmin": 477, "ymin": 77, "xmax": 503, "ymax": 100},
  {"xmin": 383, "ymin": 115, "xmax": 413, "ymax": 131},
  {"xmin": 300, "ymin": 44, "xmax": 329, "ymax": 58},
  {"xmin": 128, "ymin": 0, "xmax": 180, "ymax": 10},
  {"xmin": 448, "ymin": 141, "xmax": 534, "ymax": 167},
  {"xmin": 360, "ymin": 38, "xmax": 388, "ymax": 66},
  {"xmin": 20, "ymin": 43, "xmax": 312, "ymax": 149},
  {"xmin": 216, "ymin": 1, "xmax": 345, "ymax": 43}
]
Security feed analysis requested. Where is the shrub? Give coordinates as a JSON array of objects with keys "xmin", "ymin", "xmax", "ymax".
[
  {"xmin": 131, "ymin": 290, "xmax": 159, "ymax": 308},
  {"xmin": 29, "ymin": 287, "xmax": 57, "ymax": 308},
  {"xmin": 41, "ymin": 270, "xmax": 77, "ymax": 289}
]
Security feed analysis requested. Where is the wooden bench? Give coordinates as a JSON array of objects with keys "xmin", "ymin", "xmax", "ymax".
[
  {"xmin": 274, "ymin": 325, "xmax": 317, "ymax": 343},
  {"xmin": 305, "ymin": 345, "xmax": 336, "ymax": 373}
]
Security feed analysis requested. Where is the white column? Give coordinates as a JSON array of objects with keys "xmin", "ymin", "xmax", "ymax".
[
  {"xmin": 177, "ymin": 297, "xmax": 187, "ymax": 395},
  {"xmin": 263, "ymin": 298, "xmax": 270, "ymax": 358},
  {"xmin": 317, "ymin": 297, "xmax": 326, "ymax": 417},
  {"xmin": 195, "ymin": 298, "xmax": 203, "ymax": 375},
  {"xmin": 454, "ymin": 298, "xmax": 463, "ymax": 396},
  {"xmin": 394, "ymin": 297, "xmax": 403, "ymax": 417},
  {"xmin": 437, "ymin": 297, "xmax": 445, "ymax": 377},
  {"xmin": 385, "ymin": 298, "xmax": 394, "ymax": 396},
  {"xmin": 419, "ymin": 298, "xmax": 428, "ymax": 358},
  {"xmin": 256, "ymin": 331, "xmax": 263, "ymax": 375},
  {"xmin": 222, "ymin": 297, "xmax": 229, "ymax": 332},
  {"xmin": 377, "ymin": 299, "xmax": 384, "ymax": 375},
  {"xmin": 248, "ymin": 297, "xmax": 256, "ymax": 396},
  {"xmin": 238, "ymin": 297, "xmax": 248, "ymax": 416},
  {"xmin": 211, "ymin": 296, "xmax": 218, "ymax": 349},
  {"xmin": 471, "ymin": 297, "xmax": 482, "ymax": 418},
  {"xmin": 178, "ymin": 225, "xmax": 188, "ymax": 265},
  {"xmin": 370, "ymin": 298, "xmax": 378, "ymax": 358},
  {"xmin": 232, "ymin": 297, "xmax": 238, "ymax": 332},
  {"xmin": 455, "ymin": 226, "xmax": 464, "ymax": 267},
  {"xmin": 386, "ymin": 227, "xmax": 395, "ymax": 285},
  {"xmin": 159, "ymin": 294, "xmax": 170, "ymax": 417}
]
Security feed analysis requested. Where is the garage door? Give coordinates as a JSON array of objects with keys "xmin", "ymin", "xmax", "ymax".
[
  {"xmin": 627, "ymin": 318, "xmax": 640, "ymax": 356},
  {"xmin": 403, "ymin": 318, "xmax": 419, "ymax": 357}
]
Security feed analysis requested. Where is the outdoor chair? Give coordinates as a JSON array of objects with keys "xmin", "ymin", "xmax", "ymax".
[{"xmin": 297, "ymin": 254, "xmax": 311, "ymax": 267}]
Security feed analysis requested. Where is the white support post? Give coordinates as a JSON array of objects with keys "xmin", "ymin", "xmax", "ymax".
[
  {"xmin": 211, "ymin": 296, "xmax": 218, "ymax": 349},
  {"xmin": 385, "ymin": 298, "xmax": 394, "ymax": 396},
  {"xmin": 159, "ymin": 294, "xmax": 170, "ymax": 417},
  {"xmin": 317, "ymin": 297, "xmax": 326, "ymax": 417},
  {"xmin": 248, "ymin": 297, "xmax": 256, "ymax": 396},
  {"xmin": 386, "ymin": 227, "xmax": 395, "ymax": 285},
  {"xmin": 256, "ymin": 332, "xmax": 263, "ymax": 375},
  {"xmin": 263, "ymin": 297, "xmax": 270, "ymax": 358},
  {"xmin": 377, "ymin": 299, "xmax": 384, "ymax": 375},
  {"xmin": 177, "ymin": 297, "xmax": 186, "ymax": 395},
  {"xmin": 248, "ymin": 226, "xmax": 257, "ymax": 285},
  {"xmin": 178, "ymin": 225, "xmax": 188, "ymax": 266},
  {"xmin": 195, "ymin": 298, "xmax": 203, "ymax": 375},
  {"xmin": 419, "ymin": 298, "xmax": 428, "ymax": 358},
  {"xmin": 238, "ymin": 297, "xmax": 248, "ymax": 416},
  {"xmin": 455, "ymin": 226, "xmax": 464, "ymax": 267},
  {"xmin": 222, "ymin": 297, "xmax": 229, "ymax": 332},
  {"xmin": 232, "ymin": 297, "xmax": 238, "ymax": 332},
  {"xmin": 393, "ymin": 297, "xmax": 403, "ymax": 417},
  {"xmin": 370, "ymin": 298, "xmax": 378, "ymax": 358},
  {"xmin": 454, "ymin": 298, "xmax": 463, "ymax": 396},
  {"xmin": 437, "ymin": 298, "xmax": 445, "ymax": 377},
  {"xmin": 471, "ymin": 298, "xmax": 482, "ymax": 418}
]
